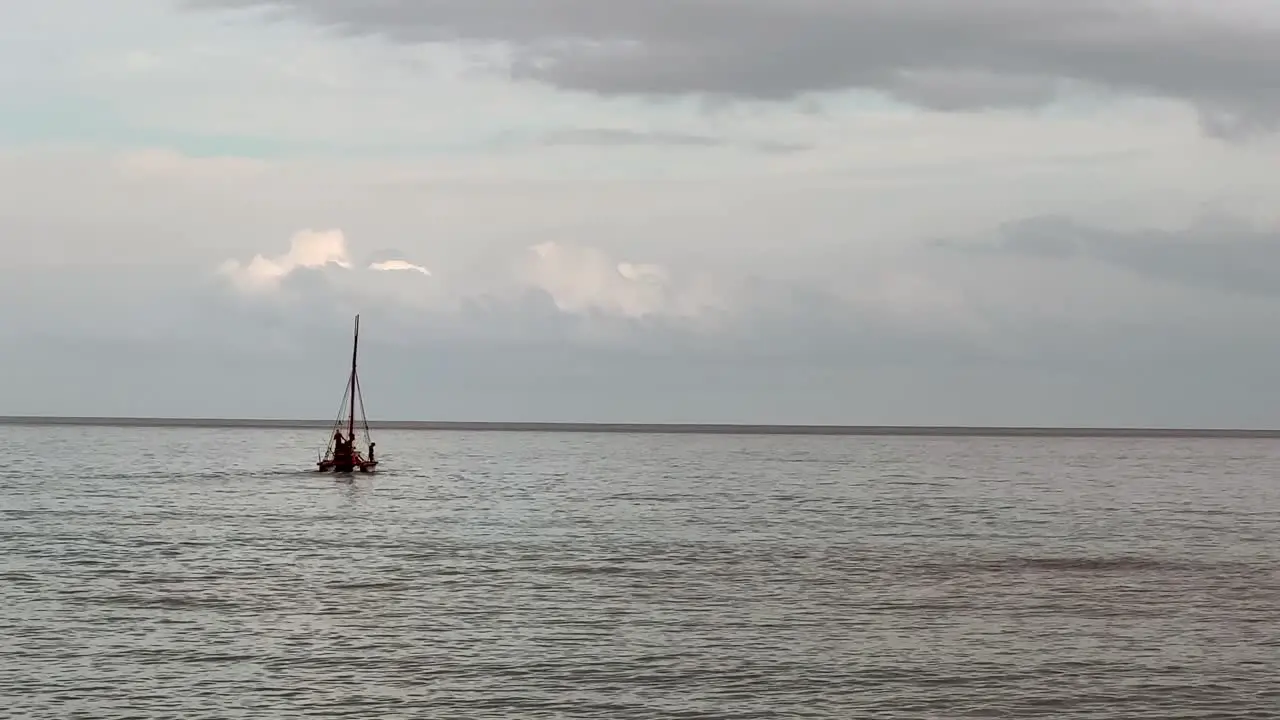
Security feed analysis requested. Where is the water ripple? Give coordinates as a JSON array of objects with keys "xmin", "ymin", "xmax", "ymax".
[{"xmin": 0, "ymin": 427, "xmax": 1277, "ymax": 718}]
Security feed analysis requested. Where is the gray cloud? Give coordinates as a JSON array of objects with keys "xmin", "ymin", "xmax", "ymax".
[
  {"xmin": 540, "ymin": 128, "xmax": 723, "ymax": 148},
  {"xmin": 490, "ymin": 128, "xmax": 811, "ymax": 154},
  {"xmin": 187, "ymin": 0, "xmax": 1280, "ymax": 132},
  {"xmin": 938, "ymin": 215, "xmax": 1280, "ymax": 299},
  {"xmin": 7, "ymin": 295, "xmax": 1280, "ymax": 426}
]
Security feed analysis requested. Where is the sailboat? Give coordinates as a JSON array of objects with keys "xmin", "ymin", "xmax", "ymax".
[{"xmin": 316, "ymin": 314, "xmax": 378, "ymax": 473}]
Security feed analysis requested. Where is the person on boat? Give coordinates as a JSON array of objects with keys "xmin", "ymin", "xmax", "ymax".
[
  {"xmin": 368, "ymin": 442, "xmax": 375, "ymax": 463},
  {"xmin": 333, "ymin": 431, "xmax": 351, "ymax": 462}
]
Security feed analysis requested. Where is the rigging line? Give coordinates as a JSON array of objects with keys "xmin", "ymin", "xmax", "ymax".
[
  {"xmin": 331, "ymin": 380, "xmax": 351, "ymax": 430},
  {"xmin": 321, "ymin": 377, "xmax": 352, "ymax": 459},
  {"xmin": 354, "ymin": 371, "xmax": 372, "ymax": 446}
]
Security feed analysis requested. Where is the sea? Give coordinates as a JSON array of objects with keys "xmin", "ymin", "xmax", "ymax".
[{"xmin": 1, "ymin": 424, "xmax": 1277, "ymax": 719}]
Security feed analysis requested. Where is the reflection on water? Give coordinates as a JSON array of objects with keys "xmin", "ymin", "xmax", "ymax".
[{"xmin": 1, "ymin": 426, "xmax": 1277, "ymax": 718}]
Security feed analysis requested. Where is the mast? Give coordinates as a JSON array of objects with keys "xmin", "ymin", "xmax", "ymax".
[{"xmin": 348, "ymin": 314, "xmax": 359, "ymax": 441}]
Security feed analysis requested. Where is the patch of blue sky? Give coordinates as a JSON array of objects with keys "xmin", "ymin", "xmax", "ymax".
[{"xmin": 0, "ymin": 95, "xmax": 520, "ymax": 159}]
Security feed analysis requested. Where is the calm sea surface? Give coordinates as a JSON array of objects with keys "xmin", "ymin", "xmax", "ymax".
[{"xmin": 1, "ymin": 426, "xmax": 1277, "ymax": 718}]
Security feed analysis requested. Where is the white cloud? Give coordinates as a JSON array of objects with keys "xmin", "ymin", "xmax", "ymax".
[
  {"xmin": 369, "ymin": 259, "xmax": 430, "ymax": 275},
  {"xmin": 524, "ymin": 241, "xmax": 689, "ymax": 318},
  {"xmin": 218, "ymin": 228, "xmax": 352, "ymax": 292},
  {"xmin": 216, "ymin": 230, "xmax": 727, "ymax": 326}
]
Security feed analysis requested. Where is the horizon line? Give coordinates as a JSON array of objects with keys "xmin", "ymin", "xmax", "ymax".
[{"xmin": 2, "ymin": 415, "xmax": 1279, "ymax": 438}]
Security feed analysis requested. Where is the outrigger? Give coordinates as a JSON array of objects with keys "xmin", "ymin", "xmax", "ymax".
[{"xmin": 317, "ymin": 314, "xmax": 378, "ymax": 473}]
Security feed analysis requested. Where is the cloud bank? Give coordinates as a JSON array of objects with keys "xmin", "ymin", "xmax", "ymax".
[
  {"xmin": 209, "ymin": 215, "xmax": 1280, "ymax": 365},
  {"xmin": 188, "ymin": 0, "xmax": 1280, "ymax": 136},
  {"xmin": 10, "ymin": 206, "xmax": 1280, "ymax": 426},
  {"xmin": 6, "ymin": 2, "xmax": 1280, "ymax": 425},
  {"xmin": 215, "ymin": 229, "xmax": 727, "ymax": 334}
]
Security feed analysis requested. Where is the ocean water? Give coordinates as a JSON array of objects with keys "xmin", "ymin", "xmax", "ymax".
[{"xmin": 1, "ymin": 425, "xmax": 1277, "ymax": 719}]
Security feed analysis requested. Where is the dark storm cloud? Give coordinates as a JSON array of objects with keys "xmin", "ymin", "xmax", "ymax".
[
  {"xmin": 187, "ymin": 0, "xmax": 1280, "ymax": 132},
  {"xmin": 939, "ymin": 215, "xmax": 1280, "ymax": 299}
]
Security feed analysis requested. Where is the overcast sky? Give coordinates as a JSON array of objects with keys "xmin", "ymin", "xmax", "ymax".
[{"xmin": 3, "ymin": 0, "xmax": 1280, "ymax": 426}]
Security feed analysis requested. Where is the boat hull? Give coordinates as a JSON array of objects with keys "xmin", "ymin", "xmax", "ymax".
[{"xmin": 317, "ymin": 459, "xmax": 377, "ymax": 473}]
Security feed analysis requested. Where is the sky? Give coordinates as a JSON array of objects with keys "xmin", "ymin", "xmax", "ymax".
[{"xmin": 4, "ymin": 0, "xmax": 1280, "ymax": 426}]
